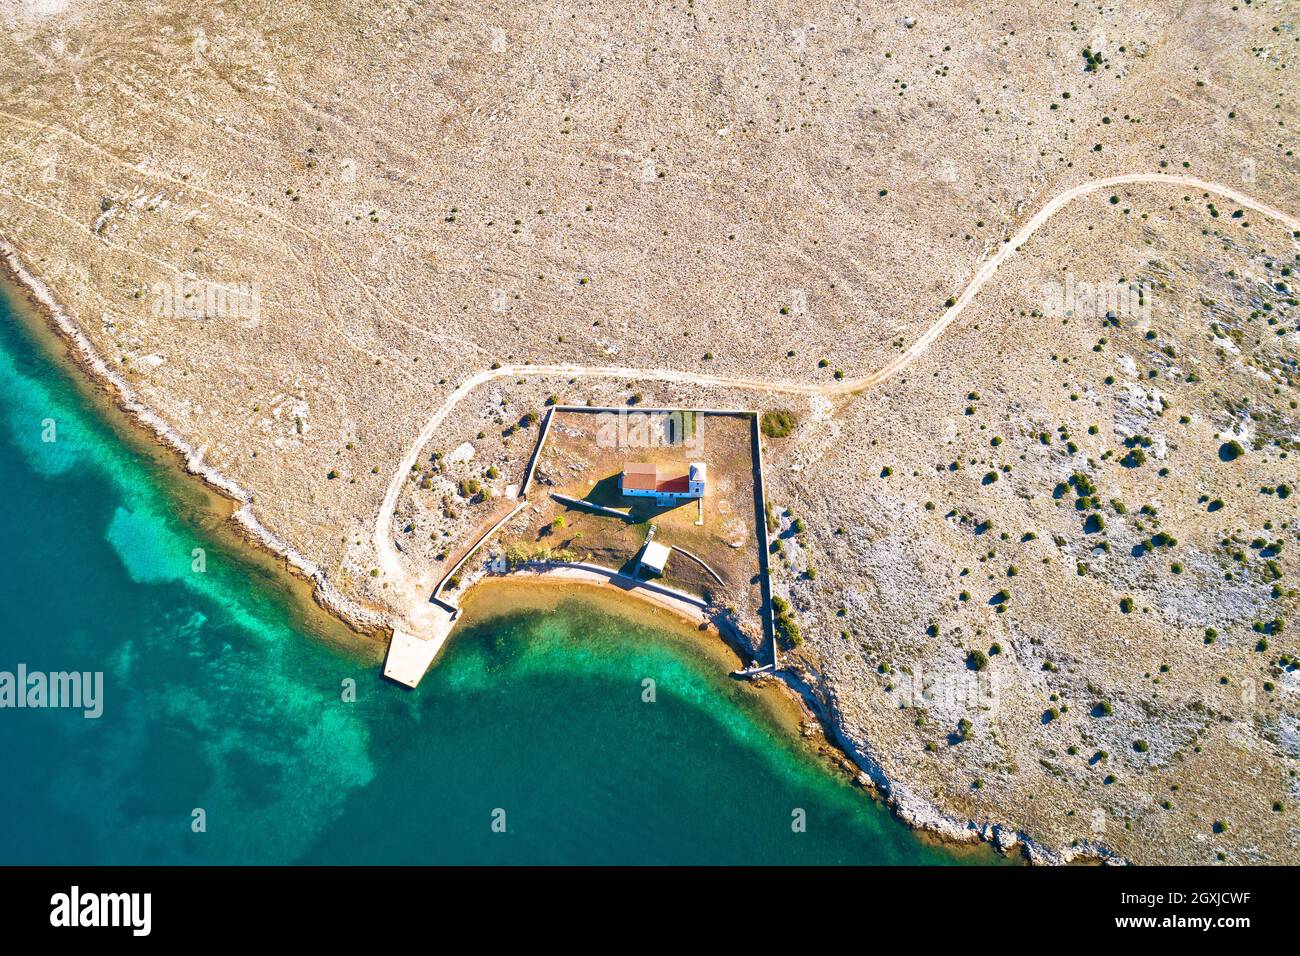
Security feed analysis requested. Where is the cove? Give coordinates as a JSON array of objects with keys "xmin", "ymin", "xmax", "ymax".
[{"xmin": 0, "ymin": 276, "xmax": 1002, "ymax": 865}]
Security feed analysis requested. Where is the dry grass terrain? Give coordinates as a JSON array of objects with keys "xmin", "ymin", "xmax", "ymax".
[
  {"xmin": 1, "ymin": 0, "xmax": 1297, "ymax": 862},
  {"xmin": 771, "ymin": 191, "xmax": 1299, "ymax": 863}
]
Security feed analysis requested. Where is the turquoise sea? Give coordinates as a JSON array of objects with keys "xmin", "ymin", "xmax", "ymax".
[{"xmin": 0, "ymin": 279, "xmax": 996, "ymax": 865}]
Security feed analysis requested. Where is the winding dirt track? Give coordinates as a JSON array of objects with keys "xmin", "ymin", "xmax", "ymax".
[{"xmin": 372, "ymin": 172, "xmax": 1300, "ymax": 603}]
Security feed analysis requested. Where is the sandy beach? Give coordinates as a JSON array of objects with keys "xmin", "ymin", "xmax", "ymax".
[{"xmin": 456, "ymin": 574, "xmax": 812, "ymax": 744}]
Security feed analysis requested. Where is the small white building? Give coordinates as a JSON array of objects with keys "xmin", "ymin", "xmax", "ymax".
[
  {"xmin": 620, "ymin": 462, "xmax": 706, "ymax": 505},
  {"xmin": 639, "ymin": 540, "xmax": 672, "ymax": 576}
]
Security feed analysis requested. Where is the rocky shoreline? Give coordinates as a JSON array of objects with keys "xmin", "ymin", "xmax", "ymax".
[
  {"xmin": 775, "ymin": 662, "xmax": 1124, "ymax": 865},
  {"xmin": 0, "ymin": 237, "xmax": 390, "ymax": 641}
]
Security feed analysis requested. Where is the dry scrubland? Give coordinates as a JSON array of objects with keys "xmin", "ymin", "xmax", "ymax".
[
  {"xmin": 779, "ymin": 193, "xmax": 1299, "ymax": 863},
  {"xmin": 0, "ymin": 0, "xmax": 1296, "ymax": 862}
]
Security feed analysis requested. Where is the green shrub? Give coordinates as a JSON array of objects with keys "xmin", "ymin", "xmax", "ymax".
[
  {"xmin": 1122, "ymin": 448, "xmax": 1146, "ymax": 468},
  {"xmin": 771, "ymin": 596, "xmax": 803, "ymax": 647},
  {"xmin": 759, "ymin": 411, "xmax": 790, "ymax": 442}
]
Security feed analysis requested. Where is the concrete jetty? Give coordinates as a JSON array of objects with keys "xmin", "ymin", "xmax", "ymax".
[{"xmin": 382, "ymin": 604, "xmax": 458, "ymax": 688}]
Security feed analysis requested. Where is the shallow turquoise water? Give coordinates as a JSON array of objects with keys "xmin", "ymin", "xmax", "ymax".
[{"xmin": 0, "ymin": 283, "xmax": 988, "ymax": 865}]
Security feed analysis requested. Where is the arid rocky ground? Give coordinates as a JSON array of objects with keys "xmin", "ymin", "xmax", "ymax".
[{"xmin": 1, "ymin": 0, "xmax": 1296, "ymax": 862}]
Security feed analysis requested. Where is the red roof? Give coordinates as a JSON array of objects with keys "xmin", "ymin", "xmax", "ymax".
[
  {"xmin": 622, "ymin": 462, "xmax": 659, "ymax": 491},
  {"xmin": 623, "ymin": 462, "xmax": 691, "ymax": 494}
]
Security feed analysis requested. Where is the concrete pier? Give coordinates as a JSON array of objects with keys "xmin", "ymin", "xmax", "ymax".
[{"xmin": 382, "ymin": 605, "xmax": 457, "ymax": 688}]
